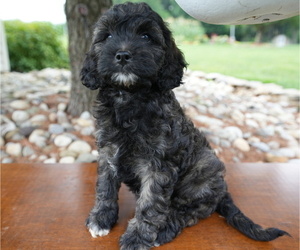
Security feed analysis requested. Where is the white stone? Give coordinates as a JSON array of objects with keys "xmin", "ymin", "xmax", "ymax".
[
  {"xmin": 6, "ymin": 142, "xmax": 22, "ymax": 156},
  {"xmin": 76, "ymin": 153, "xmax": 98, "ymax": 163},
  {"xmin": 54, "ymin": 134, "xmax": 73, "ymax": 147},
  {"xmin": 270, "ymin": 148, "xmax": 297, "ymax": 158},
  {"xmin": 58, "ymin": 103, "xmax": 67, "ymax": 111},
  {"xmin": 268, "ymin": 141, "xmax": 280, "ymax": 150},
  {"xmin": 22, "ymin": 146, "xmax": 35, "ymax": 157},
  {"xmin": 256, "ymin": 126, "xmax": 275, "ymax": 137},
  {"xmin": 68, "ymin": 140, "xmax": 92, "ymax": 154},
  {"xmin": 245, "ymin": 119, "xmax": 259, "ymax": 128},
  {"xmin": 80, "ymin": 111, "xmax": 92, "ymax": 120},
  {"xmin": 57, "ymin": 111, "xmax": 69, "ymax": 124},
  {"xmin": 81, "ymin": 126, "xmax": 95, "ymax": 136},
  {"xmin": 39, "ymin": 103, "xmax": 49, "ymax": 111},
  {"xmin": 233, "ymin": 138, "xmax": 250, "ymax": 152},
  {"xmin": 29, "ymin": 129, "xmax": 48, "ymax": 147},
  {"xmin": 217, "ymin": 126, "xmax": 243, "ymax": 142},
  {"xmin": 0, "ymin": 137, "xmax": 5, "ymax": 147},
  {"xmin": 76, "ymin": 118, "xmax": 94, "ymax": 127},
  {"xmin": 230, "ymin": 110, "xmax": 245, "ymax": 124},
  {"xmin": 9, "ymin": 100, "xmax": 30, "ymax": 110},
  {"xmin": 1, "ymin": 122, "xmax": 17, "ymax": 137},
  {"xmin": 44, "ymin": 158, "xmax": 57, "ymax": 164},
  {"xmin": 30, "ymin": 114, "xmax": 48, "ymax": 126},
  {"xmin": 2, "ymin": 158, "xmax": 14, "ymax": 163},
  {"xmin": 251, "ymin": 142, "xmax": 270, "ymax": 152},
  {"xmin": 91, "ymin": 150, "xmax": 99, "ymax": 156},
  {"xmin": 194, "ymin": 115, "xmax": 224, "ymax": 127},
  {"xmin": 59, "ymin": 156, "xmax": 75, "ymax": 163},
  {"xmin": 11, "ymin": 110, "xmax": 29, "ymax": 123},
  {"xmin": 38, "ymin": 155, "xmax": 48, "ymax": 161},
  {"xmin": 48, "ymin": 124, "xmax": 64, "ymax": 134},
  {"xmin": 49, "ymin": 113, "xmax": 57, "ymax": 122}
]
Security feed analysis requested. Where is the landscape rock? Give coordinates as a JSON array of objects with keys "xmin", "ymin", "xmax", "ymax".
[
  {"xmin": 9, "ymin": 100, "xmax": 30, "ymax": 110},
  {"xmin": 58, "ymin": 103, "xmax": 67, "ymax": 111},
  {"xmin": 217, "ymin": 126, "xmax": 243, "ymax": 142},
  {"xmin": 48, "ymin": 124, "xmax": 64, "ymax": 134},
  {"xmin": 76, "ymin": 153, "xmax": 98, "ymax": 163},
  {"xmin": 1, "ymin": 69, "xmax": 299, "ymax": 164},
  {"xmin": 59, "ymin": 156, "xmax": 76, "ymax": 163},
  {"xmin": 265, "ymin": 153, "xmax": 288, "ymax": 163},
  {"xmin": 250, "ymin": 142, "xmax": 270, "ymax": 152},
  {"xmin": 256, "ymin": 126, "xmax": 275, "ymax": 137},
  {"xmin": 54, "ymin": 134, "xmax": 73, "ymax": 147},
  {"xmin": 6, "ymin": 142, "xmax": 22, "ymax": 157},
  {"xmin": 19, "ymin": 126, "xmax": 37, "ymax": 137},
  {"xmin": 30, "ymin": 114, "xmax": 48, "ymax": 126},
  {"xmin": 270, "ymin": 148, "xmax": 297, "ymax": 158},
  {"xmin": 0, "ymin": 137, "xmax": 4, "ymax": 147},
  {"xmin": 44, "ymin": 158, "xmax": 57, "ymax": 164},
  {"xmin": 233, "ymin": 138, "xmax": 250, "ymax": 152},
  {"xmin": 67, "ymin": 140, "xmax": 92, "ymax": 154},
  {"xmin": 2, "ymin": 158, "xmax": 14, "ymax": 163},
  {"xmin": 12, "ymin": 110, "xmax": 30, "ymax": 123},
  {"xmin": 22, "ymin": 146, "xmax": 35, "ymax": 157},
  {"xmin": 29, "ymin": 129, "xmax": 49, "ymax": 148},
  {"xmin": 1, "ymin": 122, "xmax": 17, "ymax": 137}
]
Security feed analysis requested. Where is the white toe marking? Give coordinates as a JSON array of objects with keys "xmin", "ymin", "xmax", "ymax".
[
  {"xmin": 99, "ymin": 229, "xmax": 110, "ymax": 236},
  {"xmin": 88, "ymin": 224, "xmax": 110, "ymax": 238},
  {"xmin": 89, "ymin": 228, "xmax": 98, "ymax": 238}
]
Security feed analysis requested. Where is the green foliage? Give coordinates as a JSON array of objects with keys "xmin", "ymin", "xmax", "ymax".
[
  {"xmin": 4, "ymin": 20, "xmax": 69, "ymax": 72},
  {"xmin": 167, "ymin": 18, "xmax": 205, "ymax": 43}
]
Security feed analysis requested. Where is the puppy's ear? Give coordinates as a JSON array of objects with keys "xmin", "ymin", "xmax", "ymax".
[
  {"xmin": 80, "ymin": 49, "xmax": 104, "ymax": 90},
  {"xmin": 156, "ymin": 25, "xmax": 187, "ymax": 91}
]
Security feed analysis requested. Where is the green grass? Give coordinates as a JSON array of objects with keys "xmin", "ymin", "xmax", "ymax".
[{"xmin": 178, "ymin": 43, "xmax": 300, "ymax": 89}]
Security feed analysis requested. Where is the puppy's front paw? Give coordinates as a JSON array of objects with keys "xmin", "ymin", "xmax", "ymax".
[
  {"xmin": 120, "ymin": 232, "xmax": 150, "ymax": 250},
  {"xmin": 86, "ymin": 214, "xmax": 110, "ymax": 238},
  {"xmin": 87, "ymin": 222, "xmax": 110, "ymax": 238}
]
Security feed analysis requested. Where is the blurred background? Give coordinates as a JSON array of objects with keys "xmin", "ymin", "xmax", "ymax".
[{"xmin": 1, "ymin": 0, "xmax": 299, "ymax": 164}]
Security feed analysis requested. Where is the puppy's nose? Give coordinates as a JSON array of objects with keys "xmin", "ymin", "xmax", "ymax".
[{"xmin": 115, "ymin": 51, "xmax": 132, "ymax": 65}]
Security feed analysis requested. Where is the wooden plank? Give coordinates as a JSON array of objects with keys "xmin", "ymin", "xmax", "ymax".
[{"xmin": 1, "ymin": 163, "xmax": 299, "ymax": 249}]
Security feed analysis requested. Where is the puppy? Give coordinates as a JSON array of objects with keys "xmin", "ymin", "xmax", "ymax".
[{"xmin": 81, "ymin": 2, "xmax": 289, "ymax": 249}]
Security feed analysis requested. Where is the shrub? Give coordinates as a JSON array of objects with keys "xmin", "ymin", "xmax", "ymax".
[
  {"xmin": 168, "ymin": 18, "xmax": 205, "ymax": 44},
  {"xmin": 4, "ymin": 20, "xmax": 69, "ymax": 72}
]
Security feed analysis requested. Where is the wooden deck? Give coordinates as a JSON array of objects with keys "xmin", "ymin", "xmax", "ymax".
[{"xmin": 1, "ymin": 163, "xmax": 299, "ymax": 249}]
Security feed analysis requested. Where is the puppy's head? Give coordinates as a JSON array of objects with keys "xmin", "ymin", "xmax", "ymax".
[{"xmin": 81, "ymin": 2, "xmax": 187, "ymax": 91}]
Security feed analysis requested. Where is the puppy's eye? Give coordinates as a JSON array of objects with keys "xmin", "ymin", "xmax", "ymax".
[
  {"xmin": 107, "ymin": 34, "xmax": 112, "ymax": 39},
  {"xmin": 141, "ymin": 34, "xmax": 149, "ymax": 39}
]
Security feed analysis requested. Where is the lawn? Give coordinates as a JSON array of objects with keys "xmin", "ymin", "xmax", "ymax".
[{"xmin": 178, "ymin": 43, "xmax": 300, "ymax": 89}]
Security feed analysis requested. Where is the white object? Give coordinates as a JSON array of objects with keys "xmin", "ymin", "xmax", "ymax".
[{"xmin": 175, "ymin": 0, "xmax": 299, "ymax": 24}]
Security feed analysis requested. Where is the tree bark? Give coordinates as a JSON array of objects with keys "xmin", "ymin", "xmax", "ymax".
[{"xmin": 65, "ymin": 0, "xmax": 112, "ymax": 116}]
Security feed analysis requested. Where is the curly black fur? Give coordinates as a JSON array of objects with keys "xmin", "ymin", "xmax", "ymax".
[{"xmin": 81, "ymin": 3, "xmax": 289, "ymax": 249}]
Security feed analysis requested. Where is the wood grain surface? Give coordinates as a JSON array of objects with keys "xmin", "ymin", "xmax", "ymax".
[{"xmin": 1, "ymin": 163, "xmax": 299, "ymax": 250}]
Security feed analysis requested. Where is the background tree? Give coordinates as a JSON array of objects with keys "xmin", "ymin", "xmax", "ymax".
[{"xmin": 65, "ymin": 0, "xmax": 112, "ymax": 116}]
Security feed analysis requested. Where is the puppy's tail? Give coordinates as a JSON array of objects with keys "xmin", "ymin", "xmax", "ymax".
[{"xmin": 216, "ymin": 192, "xmax": 290, "ymax": 241}]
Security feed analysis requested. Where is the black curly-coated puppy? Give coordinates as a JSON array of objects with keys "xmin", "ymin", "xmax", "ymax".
[{"xmin": 81, "ymin": 2, "xmax": 289, "ymax": 249}]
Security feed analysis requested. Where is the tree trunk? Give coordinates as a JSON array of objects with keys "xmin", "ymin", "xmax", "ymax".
[{"xmin": 65, "ymin": 0, "xmax": 112, "ymax": 116}]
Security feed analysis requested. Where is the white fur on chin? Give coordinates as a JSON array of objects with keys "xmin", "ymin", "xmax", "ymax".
[{"xmin": 112, "ymin": 73, "xmax": 138, "ymax": 87}]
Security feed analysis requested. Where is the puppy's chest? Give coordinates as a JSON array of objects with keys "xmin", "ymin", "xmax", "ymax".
[{"xmin": 99, "ymin": 93, "xmax": 166, "ymax": 138}]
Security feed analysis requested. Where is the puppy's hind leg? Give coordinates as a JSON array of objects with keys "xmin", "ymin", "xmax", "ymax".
[
  {"xmin": 86, "ymin": 161, "xmax": 121, "ymax": 238},
  {"xmin": 154, "ymin": 208, "xmax": 184, "ymax": 247}
]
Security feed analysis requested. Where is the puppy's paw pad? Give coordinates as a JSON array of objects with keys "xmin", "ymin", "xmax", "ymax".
[{"xmin": 87, "ymin": 223, "xmax": 110, "ymax": 238}]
